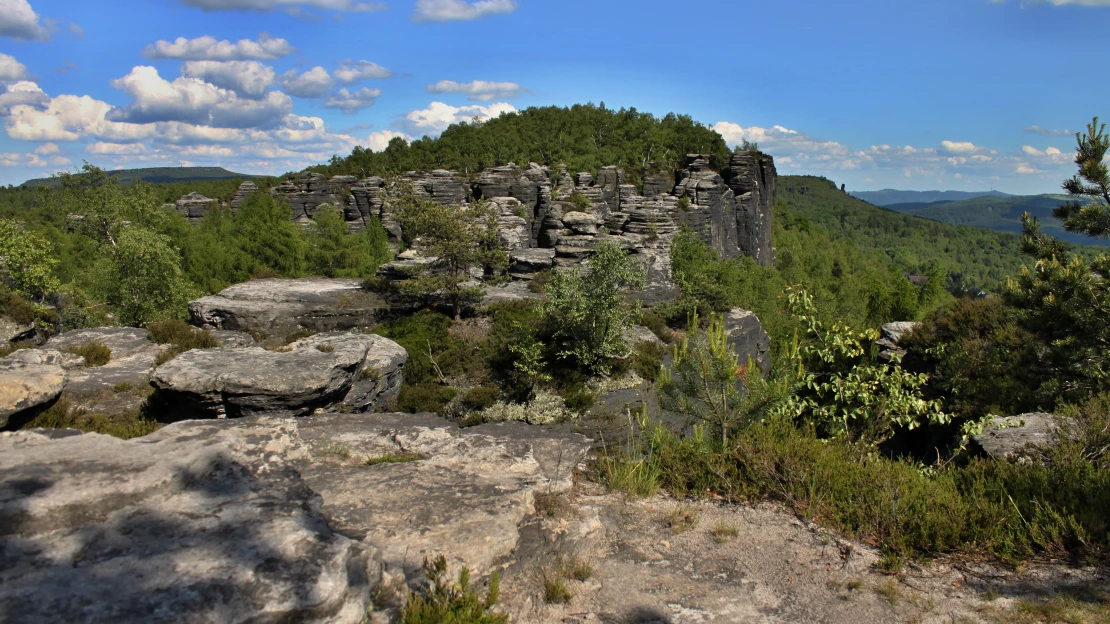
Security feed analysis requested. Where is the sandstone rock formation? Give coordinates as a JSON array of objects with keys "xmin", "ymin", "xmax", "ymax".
[
  {"xmin": 263, "ymin": 154, "xmax": 775, "ymax": 288},
  {"xmin": 229, "ymin": 180, "xmax": 258, "ymax": 210},
  {"xmin": 0, "ymin": 349, "xmax": 66, "ymax": 429},
  {"xmin": 189, "ymin": 277, "xmax": 387, "ymax": 336},
  {"xmin": 876, "ymin": 321, "xmax": 921, "ymax": 362},
  {"xmin": 0, "ymin": 421, "xmax": 384, "ymax": 623},
  {"xmin": 175, "ymin": 192, "xmax": 218, "ymax": 224},
  {"xmin": 150, "ymin": 331, "xmax": 406, "ymax": 418}
]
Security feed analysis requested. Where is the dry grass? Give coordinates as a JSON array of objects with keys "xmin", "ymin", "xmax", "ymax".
[{"xmin": 666, "ymin": 504, "xmax": 699, "ymax": 533}]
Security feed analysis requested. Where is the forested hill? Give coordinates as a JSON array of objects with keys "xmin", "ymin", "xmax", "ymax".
[
  {"xmin": 309, "ymin": 104, "xmax": 731, "ymax": 184},
  {"xmin": 884, "ymin": 194, "xmax": 1107, "ymax": 247},
  {"xmin": 850, "ymin": 189, "xmax": 1011, "ymax": 206},
  {"xmin": 779, "ymin": 176, "xmax": 1103, "ymax": 294},
  {"xmin": 21, "ymin": 167, "xmax": 257, "ymax": 188}
]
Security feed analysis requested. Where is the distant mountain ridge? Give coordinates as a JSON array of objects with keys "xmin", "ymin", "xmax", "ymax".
[
  {"xmin": 883, "ymin": 194, "xmax": 1106, "ymax": 247},
  {"xmin": 850, "ymin": 189, "xmax": 1013, "ymax": 207},
  {"xmin": 21, "ymin": 167, "xmax": 259, "ymax": 188}
]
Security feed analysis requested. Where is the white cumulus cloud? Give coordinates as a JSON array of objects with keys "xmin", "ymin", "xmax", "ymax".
[
  {"xmin": 426, "ymin": 79, "xmax": 526, "ymax": 102},
  {"xmin": 0, "ymin": 52, "xmax": 27, "ymax": 82},
  {"xmin": 323, "ymin": 87, "xmax": 380, "ymax": 114},
  {"xmin": 0, "ymin": 0, "xmax": 49, "ymax": 41},
  {"xmin": 333, "ymin": 59, "xmax": 392, "ymax": 84},
  {"xmin": 364, "ymin": 129, "xmax": 409, "ymax": 151},
  {"xmin": 1024, "ymin": 124, "xmax": 1072, "ymax": 137},
  {"xmin": 182, "ymin": 60, "xmax": 276, "ymax": 98},
  {"xmin": 280, "ymin": 66, "xmax": 334, "ymax": 98},
  {"xmin": 413, "ymin": 0, "xmax": 516, "ymax": 22},
  {"xmin": 108, "ymin": 65, "xmax": 292, "ymax": 128},
  {"xmin": 142, "ymin": 33, "xmax": 295, "ymax": 61},
  {"xmin": 402, "ymin": 100, "xmax": 517, "ymax": 135}
]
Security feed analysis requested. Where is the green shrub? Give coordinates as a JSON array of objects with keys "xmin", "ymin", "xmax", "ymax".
[
  {"xmin": 563, "ymin": 387, "xmax": 596, "ymax": 413},
  {"xmin": 901, "ymin": 297, "xmax": 1045, "ymax": 420},
  {"xmin": 397, "ymin": 383, "xmax": 457, "ymax": 414},
  {"xmin": 640, "ymin": 310, "xmax": 673, "ymax": 343},
  {"xmin": 147, "ymin": 318, "xmax": 219, "ymax": 365},
  {"xmin": 0, "ymin": 288, "xmax": 35, "ymax": 325},
  {"xmin": 21, "ymin": 398, "xmax": 161, "ymax": 439},
  {"xmin": 630, "ymin": 341, "xmax": 667, "ymax": 383},
  {"xmin": 462, "ymin": 386, "xmax": 500, "ymax": 411},
  {"xmin": 613, "ymin": 412, "xmax": 1110, "ymax": 565},
  {"xmin": 568, "ymin": 191, "xmax": 591, "ymax": 212},
  {"xmin": 64, "ymin": 341, "xmax": 111, "ymax": 367},
  {"xmin": 401, "ymin": 555, "xmax": 507, "ymax": 624},
  {"xmin": 0, "ymin": 340, "xmax": 32, "ymax": 358}
]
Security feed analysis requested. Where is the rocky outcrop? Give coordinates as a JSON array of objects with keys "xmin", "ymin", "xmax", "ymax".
[
  {"xmin": 0, "ymin": 349, "xmax": 66, "ymax": 429},
  {"xmin": 150, "ymin": 332, "xmax": 406, "ymax": 418},
  {"xmin": 175, "ymin": 192, "xmax": 217, "ymax": 224},
  {"xmin": 973, "ymin": 413, "xmax": 1059, "ymax": 459},
  {"xmin": 189, "ymin": 278, "xmax": 387, "ymax": 336},
  {"xmin": 725, "ymin": 309, "xmax": 771, "ymax": 375},
  {"xmin": 260, "ymin": 153, "xmax": 775, "ymax": 274},
  {"xmin": 0, "ymin": 317, "xmax": 33, "ymax": 343},
  {"xmin": 229, "ymin": 180, "xmax": 258, "ymax": 210},
  {"xmin": 0, "ymin": 421, "xmax": 384, "ymax": 623},
  {"xmin": 876, "ymin": 321, "xmax": 921, "ymax": 362}
]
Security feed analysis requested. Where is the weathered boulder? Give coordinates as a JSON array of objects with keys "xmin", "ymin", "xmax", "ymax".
[
  {"xmin": 0, "ymin": 349, "xmax": 66, "ymax": 429},
  {"xmin": 405, "ymin": 169, "xmax": 469, "ymax": 206},
  {"xmin": 293, "ymin": 412, "xmax": 591, "ymax": 577},
  {"xmin": 725, "ymin": 309, "xmax": 771, "ymax": 375},
  {"xmin": 0, "ymin": 317, "xmax": 33, "ymax": 343},
  {"xmin": 562, "ymin": 211, "xmax": 601, "ymax": 235},
  {"xmin": 150, "ymin": 331, "xmax": 406, "ymax": 418},
  {"xmin": 0, "ymin": 420, "xmax": 383, "ymax": 623},
  {"xmin": 189, "ymin": 278, "xmax": 387, "ymax": 336},
  {"xmin": 973, "ymin": 413, "xmax": 1058, "ymax": 459}
]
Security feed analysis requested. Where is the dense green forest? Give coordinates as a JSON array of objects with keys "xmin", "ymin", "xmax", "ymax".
[
  {"xmin": 779, "ymin": 176, "xmax": 1104, "ymax": 294},
  {"xmin": 309, "ymin": 103, "xmax": 731, "ymax": 184}
]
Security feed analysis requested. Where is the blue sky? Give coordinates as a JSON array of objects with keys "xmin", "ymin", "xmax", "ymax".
[{"xmin": 0, "ymin": 0, "xmax": 1105, "ymax": 193}]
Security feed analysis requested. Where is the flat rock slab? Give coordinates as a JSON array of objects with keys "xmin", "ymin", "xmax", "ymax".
[
  {"xmin": 151, "ymin": 332, "xmax": 406, "ymax": 418},
  {"xmin": 0, "ymin": 420, "xmax": 382, "ymax": 624},
  {"xmin": 293, "ymin": 412, "xmax": 591, "ymax": 578},
  {"xmin": 0, "ymin": 350, "xmax": 66, "ymax": 429},
  {"xmin": 44, "ymin": 328, "xmax": 166, "ymax": 396},
  {"xmin": 190, "ymin": 278, "xmax": 387, "ymax": 336}
]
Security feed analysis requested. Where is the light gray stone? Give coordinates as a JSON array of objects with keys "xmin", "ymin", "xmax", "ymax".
[
  {"xmin": 973, "ymin": 413, "xmax": 1059, "ymax": 459},
  {"xmin": 0, "ymin": 420, "xmax": 383, "ymax": 623},
  {"xmin": 725, "ymin": 309, "xmax": 771, "ymax": 375},
  {"xmin": 0, "ymin": 349, "xmax": 66, "ymax": 428},
  {"xmin": 150, "ymin": 332, "xmax": 406, "ymax": 418},
  {"xmin": 189, "ymin": 278, "xmax": 387, "ymax": 336}
]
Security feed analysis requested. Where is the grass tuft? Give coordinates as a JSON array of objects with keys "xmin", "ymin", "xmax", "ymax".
[
  {"xmin": 710, "ymin": 521, "xmax": 739, "ymax": 543},
  {"xmin": 402, "ymin": 555, "xmax": 507, "ymax": 624},
  {"xmin": 64, "ymin": 341, "xmax": 111, "ymax": 367},
  {"xmin": 365, "ymin": 452, "xmax": 422, "ymax": 466},
  {"xmin": 148, "ymin": 319, "xmax": 219, "ymax": 365}
]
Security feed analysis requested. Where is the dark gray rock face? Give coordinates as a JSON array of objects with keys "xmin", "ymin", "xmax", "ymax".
[
  {"xmin": 0, "ymin": 350, "xmax": 66, "ymax": 429},
  {"xmin": 271, "ymin": 173, "xmax": 350, "ymax": 223},
  {"xmin": 150, "ymin": 332, "xmax": 406, "ymax": 418},
  {"xmin": 724, "ymin": 152, "xmax": 777, "ymax": 267},
  {"xmin": 725, "ymin": 309, "xmax": 771, "ymax": 375},
  {"xmin": 973, "ymin": 413, "xmax": 1059, "ymax": 459},
  {"xmin": 189, "ymin": 278, "xmax": 387, "ymax": 336},
  {"xmin": 0, "ymin": 420, "xmax": 383, "ymax": 623},
  {"xmin": 175, "ymin": 192, "xmax": 217, "ymax": 224},
  {"xmin": 405, "ymin": 169, "xmax": 469, "ymax": 206},
  {"xmin": 230, "ymin": 180, "xmax": 258, "ymax": 210}
]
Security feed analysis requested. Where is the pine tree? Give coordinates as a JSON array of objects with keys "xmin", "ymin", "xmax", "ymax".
[{"xmin": 1055, "ymin": 117, "xmax": 1110, "ymax": 238}]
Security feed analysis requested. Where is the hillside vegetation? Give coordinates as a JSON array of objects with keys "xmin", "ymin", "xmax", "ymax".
[
  {"xmin": 850, "ymin": 189, "xmax": 1011, "ymax": 206},
  {"xmin": 780, "ymin": 175, "xmax": 1104, "ymax": 294},
  {"xmin": 888, "ymin": 194, "xmax": 1108, "ymax": 247}
]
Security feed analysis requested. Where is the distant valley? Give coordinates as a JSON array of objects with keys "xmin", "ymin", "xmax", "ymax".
[{"xmin": 852, "ymin": 189, "xmax": 1107, "ymax": 247}]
